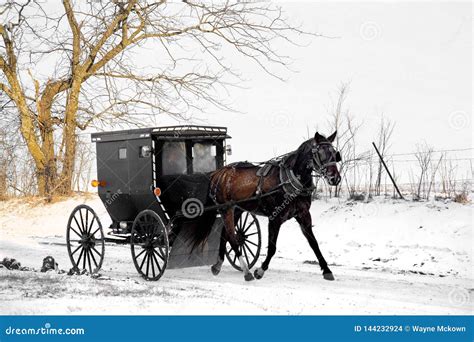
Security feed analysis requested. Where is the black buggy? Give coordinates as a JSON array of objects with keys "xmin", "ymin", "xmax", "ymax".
[{"xmin": 66, "ymin": 125, "xmax": 262, "ymax": 280}]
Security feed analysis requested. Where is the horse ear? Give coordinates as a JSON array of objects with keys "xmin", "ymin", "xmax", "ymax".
[
  {"xmin": 327, "ymin": 131, "xmax": 337, "ymax": 143},
  {"xmin": 314, "ymin": 132, "xmax": 324, "ymax": 143}
]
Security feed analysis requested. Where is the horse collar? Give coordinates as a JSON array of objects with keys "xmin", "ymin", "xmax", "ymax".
[{"xmin": 279, "ymin": 164, "xmax": 315, "ymax": 197}]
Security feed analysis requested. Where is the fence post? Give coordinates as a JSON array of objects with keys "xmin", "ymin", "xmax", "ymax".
[{"xmin": 372, "ymin": 142, "xmax": 405, "ymax": 200}]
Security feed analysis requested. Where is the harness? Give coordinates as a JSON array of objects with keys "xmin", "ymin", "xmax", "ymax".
[{"xmin": 210, "ymin": 142, "xmax": 340, "ymax": 205}]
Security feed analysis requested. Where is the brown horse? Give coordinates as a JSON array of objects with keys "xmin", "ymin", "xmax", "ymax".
[{"xmin": 207, "ymin": 131, "xmax": 341, "ymax": 281}]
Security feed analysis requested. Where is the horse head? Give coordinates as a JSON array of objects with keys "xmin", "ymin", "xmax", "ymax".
[{"xmin": 312, "ymin": 131, "xmax": 342, "ymax": 186}]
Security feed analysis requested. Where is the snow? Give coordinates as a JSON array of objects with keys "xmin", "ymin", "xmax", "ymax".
[{"xmin": 0, "ymin": 194, "xmax": 472, "ymax": 314}]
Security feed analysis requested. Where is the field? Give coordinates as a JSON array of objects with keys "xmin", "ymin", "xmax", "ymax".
[{"xmin": 0, "ymin": 195, "xmax": 472, "ymax": 314}]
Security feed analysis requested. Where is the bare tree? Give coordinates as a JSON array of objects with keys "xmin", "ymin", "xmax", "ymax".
[
  {"xmin": 1, "ymin": 0, "xmax": 308, "ymax": 197},
  {"xmin": 72, "ymin": 135, "xmax": 94, "ymax": 193},
  {"xmin": 326, "ymin": 83, "xmax": 363, "ymax": 198},
  {"xmin": 426, "ymin": 154, "xmax": 443, "ymax": 199},
  {"xmin": 0, "ymin": 127, "xmax": 8, "ymax": 199},
  {"xmin": 374, "ymin": 116, "xmax": 395, "ymax": 196}
]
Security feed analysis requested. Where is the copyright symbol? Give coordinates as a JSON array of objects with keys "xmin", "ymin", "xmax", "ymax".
[
  {"xmin": 360, "ymin": 21, "xmax": 381, "ymax": 41},
  {"xmin": 448, "ymin": 111, "xmax": 469, "ymax": 131},
  {"xmin": 181, "ymin": 198, "xmax": 204, "ymax": 218}
]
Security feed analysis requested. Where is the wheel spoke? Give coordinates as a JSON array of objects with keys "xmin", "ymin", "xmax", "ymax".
[
  {"xmin": 243, "ymin": 212, "xmax": 249, "ymax": 229},
  {"xmin": 76, "ymin": 248, "xmax": 84, "ymax": 268},
  {"xmin": 85, "ymin": 209, "xmax": 89, "ymax": 234},
  {"xmin": 242, "ymin": 244, "xmax": 250, "ymax": 266},
  {"xmin": 139, "ymin": 251, "xmax": 148, "ymax": 270},
  {"xmin": 243, "ymin": 219, "xmax": 255, "ymax": 234},
  {"xmin": 245, "ymin": 232, "xmax": 258, "ymax": 237},
  {"xmin": 90, "ymin": 226, "xmax": 100, "ymax": 237},
  {"xmin": 146, "ymin": 252, "xmax": 151, "ymax": 277},
  {"xmin": 69, "ymin": 226, "xmax": 82, "ymax": 238},
  {"xmin": 154, "ymin": 248, "xmax": 165, "ymax": 261},
  {"xmin": 245, "ymin": 239, "xmax": 259, "ymax": 248},
  {"xmin": 86, "ymin": 249, "xmax": 93, "ymax": 273},
  {"xmin": 87, "ymin": 216, "xmax": 96, "ymax": 235},
  {"xmin": 91, "ymin": 246, "xmax": 103, "ymax": 258},
  {"xmin": 89, "ymin": 248, "xmax": 98, "ymax": 268},
  {"xmin": 244, "ymin": 243, "xmax": 256, "ymax": 259},
  {"xmin": 73, "ymin": 216, "xmax": 84, "ymax": 234},
  {"xmin": 134, "ymin": 247, "xmax": 147, "ymax": 260},
  {"xmin": 150, "ymin": 252, "xmax": 156, "ymax": 278},
  {"xmin": 79, "ymin": 209, "xmax": 86, "ymax": 233},
  {"xmin": 152, "ymin": 250, "xmax": 163, "ymax": 273},
  {"xmin": 82, "ymin": 247, "xmax": 87, "ymax": 270},
  {"xmin": 71, "ymin": 244, "xmax": 82, "ymax": 256}
]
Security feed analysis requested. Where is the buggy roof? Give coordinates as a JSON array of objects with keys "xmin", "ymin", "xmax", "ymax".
[{"xmin": 91, "ymin": 125, "xmax": 230, "ymax": 143}]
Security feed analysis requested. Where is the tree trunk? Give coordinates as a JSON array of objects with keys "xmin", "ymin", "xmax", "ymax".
[{"xmin": 59, "ymin": 77, "xmax": 82, "ymax": 195}]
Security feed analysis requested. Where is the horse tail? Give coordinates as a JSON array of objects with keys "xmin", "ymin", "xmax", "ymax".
[
  {"xmin": 188, "ymin": 210, "xmax": 219, "ymax": 251},
  {"xmin": 187, "ymin": 169, "xmax": 224, "ymax": 251},
  {"xmin": 187, "ymin": 167, "xmax": 229, "ymax": 250}
]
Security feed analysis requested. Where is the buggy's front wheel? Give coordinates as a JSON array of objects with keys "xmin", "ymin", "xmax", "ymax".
[{"xmin": 130, "ymin": 210, "xmax": 169, "ymax": 281}]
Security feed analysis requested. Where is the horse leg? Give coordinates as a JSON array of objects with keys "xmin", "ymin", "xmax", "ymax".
[
  {"xmin": 211, "ymin": 220, "xmax": 227, "ymax": 276},
  {"xmin": 222, "ymin": 208, "xmax": 254, "ymax": 281},
  {"xmin": 254, "ymin": 219, "xmax": 282, "ymax": 280},
  {"xmin": 211, "ymin": 208, "xmax": 243, "ymax": 275},
  {"xmin": 296, "ymin": 210, "xmax": 334, "ymax": 281}
]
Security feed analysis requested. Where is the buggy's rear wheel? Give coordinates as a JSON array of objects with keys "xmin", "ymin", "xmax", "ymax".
[
  {"xmin": 131, "ymin": 210, "xmax": 169, "ymax": 281},
  {"xmin": 225, "ymin": 211, "xmax": 261, "ymax": 271},
  {"xmin": 66, "ymin": 205, "xmax": 105, "ymax": 274}
]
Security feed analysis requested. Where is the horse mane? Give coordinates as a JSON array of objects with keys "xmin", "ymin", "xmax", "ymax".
[{"xmin": 281, "ymin": 138, "xmax": 313, "ymax": 169}]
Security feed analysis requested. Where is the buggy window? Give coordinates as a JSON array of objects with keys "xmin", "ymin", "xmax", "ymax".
[
  {"xmin": 192, "ymin": 143, "xmax": 216, "ymax": 173},
  {"xmin": 118, "ymin": 147, "xmax": 127, "ymax": 160},
  {"xmin": 162, "ymin": 141, "xmax": 187, "ymax": 175}
]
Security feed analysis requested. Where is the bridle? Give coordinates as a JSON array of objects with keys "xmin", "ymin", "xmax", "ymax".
[
  {"xmin": 311, "ymin": 142, "xmax": 342, "ymax": 178},
  {"xmin": 278, "ymin": 141, "xmax": 341, "ymax": 197}
]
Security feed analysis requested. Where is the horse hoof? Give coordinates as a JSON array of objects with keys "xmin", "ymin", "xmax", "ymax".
[
  {"xmin": 244, "ymin": 273, "xmax": 255, "ymax": 281},
  {"xmin": 254, "ymin": 269, "xmax": 264, "ymax": 280},
  {"xmin": 211, "ymin": 265, "xmax": 221, "ymax": 276},
  {"xmin": 323, "ymin": 272, "xmax": 335, "ymax": 281}
]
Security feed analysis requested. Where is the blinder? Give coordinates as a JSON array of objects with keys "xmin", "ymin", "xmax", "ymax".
[{"xmin": 311, "ymin": 142, "xmax": 342, "ymax": 175}]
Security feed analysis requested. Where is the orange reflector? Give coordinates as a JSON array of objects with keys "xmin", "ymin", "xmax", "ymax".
[
  {"xmin": 91, "ymin": 180, "xmax": 106, "ymax": 187},
  {"xmin": 154, "ymin": 187, "xmax": 162, "ymax": 197}
]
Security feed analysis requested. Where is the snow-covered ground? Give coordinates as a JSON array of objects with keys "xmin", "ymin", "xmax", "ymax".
[{"xmin": 0, "ymin": 194, "xmax": 472, "ymax": 314}]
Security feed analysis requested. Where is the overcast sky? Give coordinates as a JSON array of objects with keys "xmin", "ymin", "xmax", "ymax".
[{"xmin": 151, "ymin": 1, "xmax": 472, "ymax": 165}]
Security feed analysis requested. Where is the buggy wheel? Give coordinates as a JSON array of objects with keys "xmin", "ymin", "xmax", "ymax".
[
  {"xmin": 225, "ymin": 212, "xmax": 261, "ymax": 271},
  {"xmin": 130, "ymin": 210, "xmax": 169, "ymax": 281},
  {"xmin": 66, "ymin": 205, "xmax": 105, "ymax": 274}
]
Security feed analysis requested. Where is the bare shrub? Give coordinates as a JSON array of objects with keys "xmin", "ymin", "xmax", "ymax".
[
  {"xmin": 412, "ymin": 143, "xmax": 434, "ymax": 200},
  {"xmin": 454, "ymin": 192, "xmax": 469, "ymax": 204}
]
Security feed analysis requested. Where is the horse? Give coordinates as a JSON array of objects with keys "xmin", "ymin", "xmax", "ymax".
[{"xmin": 194, "ymin": 131, "xmax": 342, "ymax": 281}]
